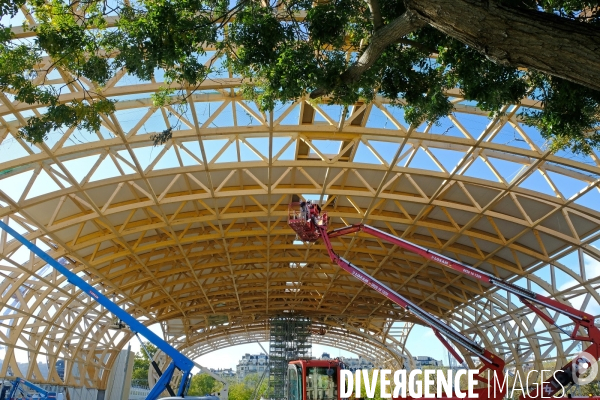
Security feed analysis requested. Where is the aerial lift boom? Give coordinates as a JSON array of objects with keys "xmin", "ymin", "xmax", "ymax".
[
  {"xmin": 5, "ymin": 377, "xmax": 56, "ymax": 400},
  {"xmin": 288, "ymin": 201, "xmax": 600, "ymax": 399},
  {"xmin": 326, "ymin": 224, "xmax": 600, "ymax": 399},
  {"xmin": 0, "ymin": 221, "xmax": 194, "ymax": 400}
]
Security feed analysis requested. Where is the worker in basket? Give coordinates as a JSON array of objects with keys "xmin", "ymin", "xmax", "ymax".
[
  {"xmin": 300, "ymin": 200, "xmax": 308, "ymax": 220},
  {"xmin": 301, "ymin": 200, "xmax": 323, "ymax": 229}
]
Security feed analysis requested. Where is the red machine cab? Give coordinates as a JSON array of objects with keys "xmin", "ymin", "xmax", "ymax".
[{"xmin": 287, "ymin": 359, "xmax": 343, "ymax": 400}]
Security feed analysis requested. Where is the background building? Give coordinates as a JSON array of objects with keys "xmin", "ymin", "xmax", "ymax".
[
  {"xmin": 413, "ymin": 356, "xmax": 443, "ymax": 368},
  {"xmin": 128, "ymin": 386, "xmax": 150, "ymax": 400},
  {"xmin": 236, "ymin": 353, "xmax": 269, "ymax": 379},
  {"xmin": 210, "ymin": 368, "xmax": 236, "ymax": 379},
  {"xmin": 319, "ymin": 352, "xmax": 374, "ymax": 372},
  {"xmin": 342, "ymin": 357, "xmax": 375, "ymax": 372},
  {"xmin": 55, "ymin": 360, "xmax": 65, "ymax": 381}
]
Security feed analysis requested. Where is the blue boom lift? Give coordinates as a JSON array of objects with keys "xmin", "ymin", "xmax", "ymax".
[
  {"xmin": 0, "ymin": 221, "xmax": 198, "ymax": 400},
  {"xmin": 4, "ymin": 377, "xmax": 57, "ymax": 400}
]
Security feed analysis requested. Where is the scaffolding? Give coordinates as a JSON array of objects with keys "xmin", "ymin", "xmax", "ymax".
[{"xmin": 268, "ymin": 316, "xmax": 312, "ymax": 400}]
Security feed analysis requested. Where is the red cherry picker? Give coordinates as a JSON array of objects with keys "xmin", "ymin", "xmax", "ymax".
[{"xmin": 287, "ymin": 201, "xmax": 600, "ymax": 400}]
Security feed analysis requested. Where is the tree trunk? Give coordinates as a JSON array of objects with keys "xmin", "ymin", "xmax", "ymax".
[{"xmin": 405, "ymin": 0, "xmax": 600, "ymax": 92}]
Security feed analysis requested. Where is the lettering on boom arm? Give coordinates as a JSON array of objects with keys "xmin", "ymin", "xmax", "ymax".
[
  {"xmin": 350, "ymin": 270, "xmax": 389, "ymax": 298},
  {"xmin": 351, "ymin": 270, "xmax": 369, "ymax": 285},
  {"xmin": 430, "ymin": 255, "xmax": 450, "ymax": 266},
  {"xmin": 429, "ymin": 254, "xmax": 485, "ymax": 280},
  {"xmin": 462, "ymin": 268, "xmax": 484, "ymax": 280}
]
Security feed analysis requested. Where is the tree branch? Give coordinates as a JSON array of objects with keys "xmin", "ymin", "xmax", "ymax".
[
  {"xmin": 366, "ymin": 0, "xmax": 383, "ymax": 30},
  {"xmin": 310, "ymin": 10, "xmax": 426, "ymax": 98}
]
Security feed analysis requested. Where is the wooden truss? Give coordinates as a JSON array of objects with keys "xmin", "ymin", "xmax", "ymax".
[{"xmin": 1, "ymin": 19, "xmax": 600, "ymax": 391}]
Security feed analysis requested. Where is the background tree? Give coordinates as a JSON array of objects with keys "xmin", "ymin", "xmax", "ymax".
[
  {"xmin": 228, "ymin": 379, "xmax": 255, "ymax": 400},
  {"xmin": 187, "ymin": 373, "xmax": 269, "ymax": 400},
  {"xmin": 1, "ymin": 0, "xmax": 600, "ymax": 153},
  {"xmin": 188, "ymin": 373, "xmax": 223, "ymax": 396},
  {"xmin": 185, "ymin": 372, "xmax": 268, "ymax": 399},
  {"xmin": 227, "ymin": 373, "xmax": 269, "ymax": 400},
  {"xmin": 131, "ymin": 342, "xmax": 158, "ymax": 382}
]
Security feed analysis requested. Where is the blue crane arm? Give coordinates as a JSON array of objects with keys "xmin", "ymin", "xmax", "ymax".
[
  {"xmin": 0, "ymin": 221, "xmax": 194, "ymax": 399},
  {"xmin": 7, "ymin": 377, "xmax": 23, "ymax": 399},
  {"xmin": 7, "ymin": 378, "xmax": 56, "ymax": 399},
  {"xmin": 20, "ymin": 378, "xmax": 49, "ymax": 396}
]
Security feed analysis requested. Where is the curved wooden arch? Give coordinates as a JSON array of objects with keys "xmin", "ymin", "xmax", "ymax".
[{"xmin": 1, "ymin": 45, "xmax": 600, "ymax": 390}]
